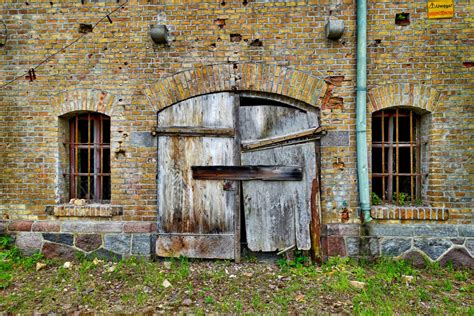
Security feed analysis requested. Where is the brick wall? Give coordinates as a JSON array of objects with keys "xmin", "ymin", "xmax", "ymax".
[
  {"xmin": 366, "ymin": 1, "xmax": 473, "ymax": 223},
  {"xmin": 0, "ymin": 0, "xmax": 472, "ymax": 236}
]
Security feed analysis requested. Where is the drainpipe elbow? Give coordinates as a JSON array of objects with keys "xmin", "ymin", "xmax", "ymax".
[{"xmin": 362, "ymin": 207, "xmax": 372, "ymax": 223}]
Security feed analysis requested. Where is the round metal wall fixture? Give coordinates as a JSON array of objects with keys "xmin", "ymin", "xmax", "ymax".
[
  {"xmin": 150, "ymin": 25, "xmax": 169, "ymax": 44},
  {"xmin": 0, "ymin": 20, "xmax": 7, "ymax": 47},
  {"xmin": 325, "ymin": 20, "xmax": 345, "ymax": 40}
]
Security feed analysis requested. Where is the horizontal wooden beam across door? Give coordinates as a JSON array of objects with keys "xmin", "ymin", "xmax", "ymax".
[
  {"xmin": 154, "ymin": 126, "xmax": 235, "ymax": 137},
  {"xmin": 192, "ymin": 165, "xmax": 303, "ymax": 181},
  {"xmin": 241, "ymin": 127, "xmax": 326, "ymax": 152}
]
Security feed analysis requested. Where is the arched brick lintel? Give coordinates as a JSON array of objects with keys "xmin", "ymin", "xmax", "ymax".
[
  {"xmin": 144, "ymin": 63, "xmax": 331, "ymax": 112},
  {"xmin": 51, "ymin": 89, "xmax": 120, "ymax": 117},
  {"xmin": 368, "ymin": 84, "xmax": 441, "ymax": 114}
]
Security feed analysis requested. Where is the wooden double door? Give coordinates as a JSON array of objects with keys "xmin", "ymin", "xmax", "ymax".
[{"xmin": 156, "ymin": 93, "xmax": 322, "ymax": 260}]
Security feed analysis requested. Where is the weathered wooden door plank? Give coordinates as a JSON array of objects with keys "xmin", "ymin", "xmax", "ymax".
[
  {"xmin": 155, "ymin": 126, "xmax": 235, "ymax": 137},
  {"xmin": 232, "ymin": 96, "xmax": 242, "ymax": 262},
  {"xmin": 241, "ymin": 127, "xmax": 326, "ymax": 152},
  {"xmin": 157, "ymin": 92, "xmax": 238, "ymax": 260},
  {"xmin": 156, "ymin": 235, "xmax": 235, "ymax": 259},
  {"xmin": 239, "ymin": 105, "xmax": 319, "ymax": 141},
  {"xmin": 310, "ymin": 177, "xmax": 322, "ymax": 263},
  {"xmin": 239, "ymin": 105, "xmax": 318, "ymax": 252},
  {"xmin": 192, "ymin": 165, "xmax": 303, "ymax": 181}
]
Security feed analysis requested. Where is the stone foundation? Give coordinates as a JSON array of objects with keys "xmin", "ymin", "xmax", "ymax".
[
  {"xmin": 2, "ymin": 220, "xmax": 473, "ymax": 268},
  {"xmin": 1, "ymin": 221, "xmax": 156, "ymax": 260},
  {"xmin": 322, "ymin": 224, "xmax": 474, "ymax": 268}
]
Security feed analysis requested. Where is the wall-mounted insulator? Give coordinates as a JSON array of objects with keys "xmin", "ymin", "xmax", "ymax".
[
  {"xmin": 26, "ymin": 68, "xmax": 36, "ymax": 82},
  {"xmin": 150, "ymin": 25, "xmax": 169, "ymax": 44},
  {"xmin": 325, "ymin": 20, "xmax": 345, "ymax": 40}
]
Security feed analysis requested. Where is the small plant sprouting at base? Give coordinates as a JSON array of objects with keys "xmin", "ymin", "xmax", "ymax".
[{"xmin": 371, "ymin": 192, "xmax": 383, "ymax": 205}]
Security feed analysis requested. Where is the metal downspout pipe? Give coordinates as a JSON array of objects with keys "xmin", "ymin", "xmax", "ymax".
[{"xmin": 356, "ymin": 0, "xmax": 372, "ymax": 222}]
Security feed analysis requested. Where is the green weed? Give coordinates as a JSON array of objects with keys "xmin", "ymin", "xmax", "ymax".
[
  {"xmin": 244, "ymin": 253, "xmax": 258, "ymax": 263},
  {"xmin": 136, "ymin": 292, "xmax": 149, "ymax": 305},
  {"xmin": 322, "ymin": 255, "xmax": 352, "ymax": 271},
  {"xmin": 0, "ymin": 235, "xmax": 12, "ymax": 249},
  {"xmin": 277, "ymin": 250, "xmax": 310, "ymax": 270},
  {"xmin": 121, "ymin": 293, "xmax": 134, "ymax": 304},
  {"xmin": 371, "ymin": 192, "xmax": 383, "ymax": 205},
  {"xmin": 393, "ymin": 192, "xmax": 410, "ymax": 206},
  {"xmin": 251, "ymin": 294, "xmax": 263, "ymax": 310},
  {"xmin": 234, "ymin": 300, "xmax": 243, "ymax": 313},
  {"xmin": 443, "ymin": 279, "xmax": 453, "ymax": 292},
  {"xmin": 171, "ymin": 256, "xmax": 190, "ymax": 279},
  {"xmin": 418, "ymin": 288, "xmax": 430, "ymax": 301},
  {"xmin": 0, "ymin": 235, "xmax": 44, "ymax": 288},
  {"xmin": 454, "ymin": 270, "xmax": 469, "ymax": 281},
  {"xmin": 204, "ymin": 295, "xmax": 215, "ymax": 304},
  {"xmin": 414, "ymin": 198, "xmax": 423, "ymax": 206}
]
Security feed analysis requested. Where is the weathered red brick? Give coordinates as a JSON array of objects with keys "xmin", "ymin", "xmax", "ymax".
[
  {"xmin": 326, "ymin": 236, "xmax": 347, "ymax": 257},
  {"xmin": 8, "ymin": 221, "xmax": 33, "ymax": 232},
  {"xmin": 123, "ymin": 222, "xmax": 157, "ymax": 233}
]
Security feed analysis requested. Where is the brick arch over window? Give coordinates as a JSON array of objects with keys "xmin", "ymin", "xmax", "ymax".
[
  {"xmin": 368, "ymin": 84, "xmax": 441, "ymax": 113},
  {"xmin": 144, "ymin": 63, "xmax": 332, "ymax": 112},
  {"xmin": 50, "ymin": 89, "xmax": 121, "ymax": 117}
]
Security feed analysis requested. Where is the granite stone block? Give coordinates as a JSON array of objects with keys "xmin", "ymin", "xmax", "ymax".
[
  {"xmin": 381, "ymin": 238, "xmax": 412, "ymax": 256},
  {"xmin": 42, "ymin": 233, "xmax": 74, "ymax": 246},
  {"xmin": 104, "ymin": 234, "xmax": 131, "ymax": 255},
  {"xmin": 414, "ymin": 238, "xmax": 452, "ymax": 260}
]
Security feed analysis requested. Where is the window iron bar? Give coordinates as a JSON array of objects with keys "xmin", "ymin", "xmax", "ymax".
[
  {"xmin": 410, "ymin": 111, "xmax": 414, "ymax": 203},
  {"xmin": 373, "ymin": 112, "xmax": 412, "ymax": 118},
  {"xmin": 98, "ymin": 115, "xmax": 103, "ymax": 202},
  {"xmin": 94, "ymin": 117, "xmax": 99, "ymax": 201},
  {"xmin": 395, "ymin": 108, "xmax": 399, "ymax": 198},
  {"xmin": 74, "ymin": 114, "xmax": 79, "ymax": 199},
  {"xmin": 381, "ymin": 110, "xmax": 385, "ymax": 201},
  {"xmin": 416, "ymin": 117, "xmax": 422, "ymax": 200},
  {"xmin": 372, "ymin": 173, "xmax": 424, "ymax": 177},
  {"xmin": 387, "ymin": 116, "xmax": 394, "ymax": 201},
  {"xmin": 372, "ymin": 143, "xmax": 417, "ymax": 148},
  {"xmin": 68, "ymin": 173, "xmax": 111, "ymax": 176},
  {"xmin": 64, "ymin": 142, "xmax": 110, "ymax": 146},
  {"xmin": 87, "ymin": 113, "xmax": 91, "ymax": 201}
]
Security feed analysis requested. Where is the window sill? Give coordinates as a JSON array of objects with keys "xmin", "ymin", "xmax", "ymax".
[
  {"xmin": 371, "ymin": 205, "xmax": 449, "ymax": 221},
  {"xmin": 45, "ymin": 204, "xmax": 123, "ymax": 218}
]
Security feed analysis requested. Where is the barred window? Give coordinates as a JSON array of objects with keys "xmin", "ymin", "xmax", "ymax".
[
  {"xmin": 371, "ymin": 109, "xmax": 422, "ymax": 204},
  {"xmin": 68, "ymin": 113, "xmax": 111, "ymax": 202}
]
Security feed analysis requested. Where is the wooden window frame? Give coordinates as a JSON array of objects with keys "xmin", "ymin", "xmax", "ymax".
[
  {"xmin": 68, "ymin": 113, "xmax": 111, "ymax": 203},
  {"xmin": 372, "ymin": 109, "xmax": 421, "ymax": 204}
]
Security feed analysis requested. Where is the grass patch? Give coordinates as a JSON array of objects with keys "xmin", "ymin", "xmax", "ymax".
[{"xmin": 0, "ymin": 242, "xmax": 472, "ymax": 314}]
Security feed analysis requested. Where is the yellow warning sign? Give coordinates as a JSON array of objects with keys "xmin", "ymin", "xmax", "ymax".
[{"xmin": 428, "ymin": 0, "xmax": 454, "ymax": 19}]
